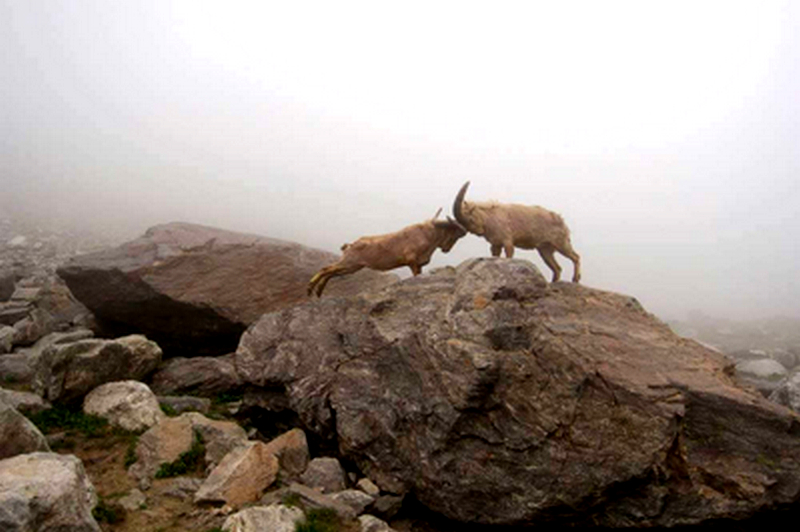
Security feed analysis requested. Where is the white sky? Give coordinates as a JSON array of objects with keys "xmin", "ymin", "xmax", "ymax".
[{"xmin": 2, "ymin": 1, "xmax": 799, "ymax": 320}]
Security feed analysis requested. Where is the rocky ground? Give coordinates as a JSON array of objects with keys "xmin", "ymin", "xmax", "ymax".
[{"xmin": 3, "ymin": 219, "xmax": 800, "ymax": 531}]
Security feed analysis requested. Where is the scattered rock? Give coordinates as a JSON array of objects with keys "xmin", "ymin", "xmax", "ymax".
[
  {"xmin": 57, "ymin": 222, "xmax": 398, "ymax": 356},
  {"xmin": 83, "ymin": 380, "xmax": 164, "ymax": 432},
  {"xmin": 0, "ymin": 353, "xmax": 33, "ymax": 386},
  {"xmin": 158, "ymin": 395, "xmax": 211, "ymax": 415},
  {"xmin": 736, "ymin": 358, "xmax": 788, "ymax": 395},
  {"xmin": 128, "ymin": 415, "xmax": 196, "ymax": 489},
  {"xmin": 262, "ymin": 428, "xmax": 309, "ymax": 480},
  {"xmin": 769, "ymin": 371, "xmax": 800, "ymax": 413},
  {"xmin": 372, "ymin": 493, "xmax": 404, "ymax": 520},
  {"xmin": 222, "ymin": 504, "xmax": 304, "ymax": 532},
  {"xmin": 283, "ymin": 482, "xmax": 357, "ymax": 520},
  {"xmin": 0, "ymin": 398, "xmax": 50, "ymax": 459},
  {"xmin": 32, "ymin": 334, "xmax": 162, "ymax": 402},
  {"xmin": 0, "ymin": 325, "xmax": 14, "ymax": 353},
  {"xmin": 149, "ymin": 354, "xmax": 241, "ymax": 396},
  {"xmin": 161, "ymin": 477, "xmax": 202, "ymax": 500},
  {"xmin": 299, "ymin": 457, "xmax": 346, "ymax": 494},
  {"xmin": 194, "ymin": 441, "xmax": 279, "ymax": 508},
  {"xmin": 128, "ymin": 412, "xmax": 247, "ymax": 489},
  {"xmin": 0, "ymin": 388, "xmax": 50, "ymax": 416},
  {"xmin": 331, "ymin": 489, "xmax": 374, "ymax": 515},
  {"xmin": 358, "ymin": 514, "xmax": 396, "ymax": 532},
  {"xmin": 0, "ymin": 452, "xmax": 100, "ymax": 532},
  {"xmin": 118, "ymin": 488, "xmax": 147, "ymax": 511},
  {"xmin": 235, "ymin": 258, "xmax": 800, "ymax": 527},
  {"xmin": 182, "ymin": 412, "xmax": 248, "ymax": 466},
  {"xmin": 357, "ymin": 477, "xmax": 380, "ymax": 497}
]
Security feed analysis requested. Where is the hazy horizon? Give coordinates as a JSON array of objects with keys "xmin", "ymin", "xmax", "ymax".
[{"xmin": 2, "ymin": 1, "xmax": 799, "ymax": 322}]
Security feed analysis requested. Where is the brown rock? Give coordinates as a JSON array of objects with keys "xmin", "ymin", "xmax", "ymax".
[
  {"xmin": 262, "ymin": 428, "xmax": 309, "ymax": 479},
  {"xmin": 194, "ymin": 441, "xmax": 279, "ymax": 508},
  {"xmin": 57, "ymin": 222, "xmax": 398, "ymax": 356},
  {"xmin": 235, "ymin": 257, "xmax": 800, "ymax": 527}
]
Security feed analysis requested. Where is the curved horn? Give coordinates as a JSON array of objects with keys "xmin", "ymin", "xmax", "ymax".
[{"xmin": 452, "ymin": 181, "xmax": 470, "ymax": 227}]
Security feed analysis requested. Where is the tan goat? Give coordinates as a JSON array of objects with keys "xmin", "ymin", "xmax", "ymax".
[
  {"xmin": 307, "ymin": 209, "xmax": 467, "ymax": 297},
  {"xmin": 452, "ymin": 181, "xmax": 581, "ymax": 282}
]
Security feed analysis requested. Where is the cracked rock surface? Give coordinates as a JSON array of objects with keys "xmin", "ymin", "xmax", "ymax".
[{"xmin": 236, "ymin": 258, "xmax": 800, "ymax": 527}]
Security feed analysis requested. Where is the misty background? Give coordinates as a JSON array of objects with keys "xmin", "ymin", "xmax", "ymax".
[{"xmin": 1, "ymin": 1, "xmax": 798, "ymax": 322}]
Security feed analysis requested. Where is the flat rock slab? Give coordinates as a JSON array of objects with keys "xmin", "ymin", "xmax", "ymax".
[
  {"xmin": 58, "ymin": 222, "xmax": 398, "ymax": 356},
  {"xmin": 235, "ymin": 257, "xmax": 800, "ymax": 527}
]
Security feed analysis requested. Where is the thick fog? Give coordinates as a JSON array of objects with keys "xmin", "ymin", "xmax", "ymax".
[{"xmin": 2, "ymin": 1, "xmax": 798, "ymax": 321}]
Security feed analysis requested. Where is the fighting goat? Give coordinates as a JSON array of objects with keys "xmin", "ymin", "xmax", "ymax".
[
  {"xmin": 307, "ymin": 209, "xmax": 467, "ymax": 297},
  {"xmin": 452, "ymin": 181, "xmax": 581, "ymax": 282}
]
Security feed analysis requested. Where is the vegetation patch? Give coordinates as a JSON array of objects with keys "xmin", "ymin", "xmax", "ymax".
[
  {"xmin": 124, "ymin": 436, "xmax": 139, "ymax": 468},
  {"xmin": 160, "ymin": 402, "xmax": 178, "ymax": 417},
  {"xmin": 154, "ymin": 434, "xmax": 205, "ymax": 478},
  {"xmin": 28, "ymin": 404, "xmax": 108, "ymax": 437},
  {"xmin": 282, "ymin": 491, "xmax": 303, "ymax": 508},
  {"xmin": 296, "ymin": 508, "xmax": 341, "ymax": 532},
  {"xmin": 92, "ymin": 498, "xmax": 123, "ymax": 524}
]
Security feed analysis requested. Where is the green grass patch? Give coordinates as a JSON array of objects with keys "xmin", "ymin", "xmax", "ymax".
[
  {"xmin": 160, "ymin": 402, "xmax": 178, "ymax": 417},
  {"xmin": 124, "ymin": 436, "xmax": 139, "ymax": 468},
  {"xmin": 92, "ymin": 498, "xmax": 123, "ymax": 524},
  {"xmin": 154, "ymin": 434, "xmax": 205, "ymax": 478},
  {"xmin": 296, "ymin": 508, "xmax": 341, "ymax": 532},
  {"xmin": 211, "ymin": 391, "xmax": 243, "ymax": 405},
  {"xmin": 282, "ymin": 491, "xmax": 303, "ymax": 508},
  {"xmin": 28, "ymin": 404, "xmax": 108, "ymax": 437}
]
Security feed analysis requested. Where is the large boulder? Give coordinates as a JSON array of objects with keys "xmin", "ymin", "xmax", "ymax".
[
  {"xmin": 83, "ymin": 380, "xmax": 164, "ymax": 432},
  {"xmin": 235, "ymin": 258, "xmax": 800, "ymax": 527},
  {"xmin": 32, "ymin": 334, "xmax": 161, "ymax": 403},
  {"xmin": 57, "ymin": 222, "xmax": 398, "ymax": 357},
  {"xmin": 0, "ymin": 452, "xmax": 100, "ymax": 532}
]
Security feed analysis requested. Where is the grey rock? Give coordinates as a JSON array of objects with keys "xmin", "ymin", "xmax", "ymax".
[
  {"xmin": 222, "ymin": 504, "xmax": 304, "ymax": 532},
  {"xmin": 117, "ymin": 488, "xmax": 146, "ymax": 511},
  {"xmin": 32, "ymin": 334, "xmax": 162, "ymax": 402},
  {"xmin": 149, "ymin": 354, "xmax": 241, "ymax": 396},
  {"xmin": 736, "ymin": 358, "xmax": 788, "ymax": 395},
  {"xmin": 0, "ymin": 398, "xmax": 50, "ymax": 459},
  {"xmin": 357, "ymin": 477, "xmax": 380, "ymax": 496},
  {"xmin": 0, "ymin": 354, "xmax": 33, "ymax": 386},
  {"xmin": 331, "ymin": 489, "xmax": 374, "ymax": 515},
  {"xmin": 0, "ymin": 388, "xmax": 50, "ymax": 416},
  {"xmin": 299, "ymin": 457, "xmax": 346, "ymax": 494},
  {"xmin": 0, "ymin": 452, "xmax": 100, "ymax": 532},
  {"xmin": 128, "ymin": 412, "xmax": 247, "ymax": 489},
  {"xmin": 57, "ymin": 222, "xmax": 397, "ymax": 357},
  {"xmin": 769, "ymin": 371, "xmax": 800, "ymax": 412},
  {"xmin": 235, "ymin": 257, "xmax": 800, "ymax": 527},
  {"xmin": 262, "ymin": 428, "xmax": 309, "ymax": 480},
  {"xmin": 83, "ymin": 380, "xmax": 164, "ymax": 432},
  {"xmin": 158, "ymin": 395, "xmax": 211, "ymax": 415},
  {"xmin": 358, "ymin": 514, "xmax": 396, "ymax": 532},
  {"xmin": 0, "ymin": 325, "xmax": 14, "ymax": 353},
  {"xmin": 161, "ymin": 477, "xmax": 202, "ymax": 500},
  {"xmin": 372, "ymin": 494, "xmax": 404, "ymax": 520},
  {"xmin": 284, "ymin": 482, "xmax": 356, "ymax": 520}
]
